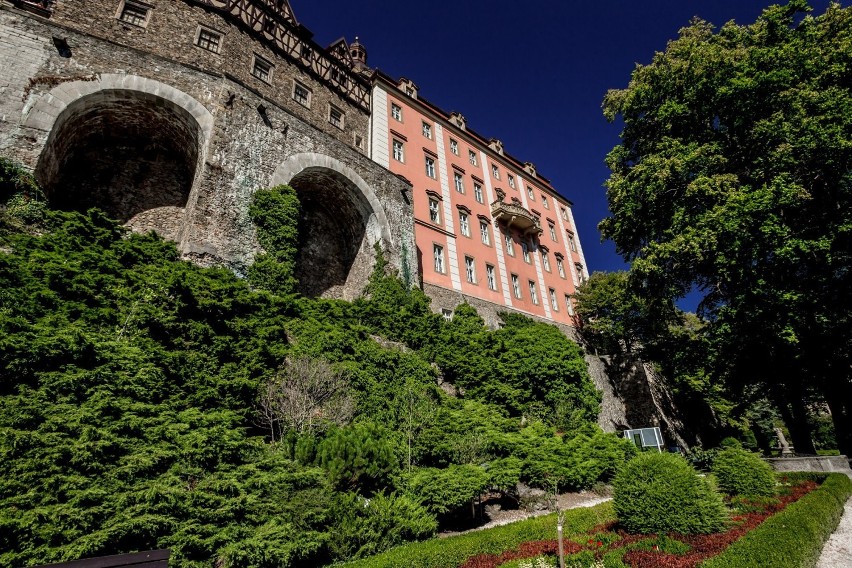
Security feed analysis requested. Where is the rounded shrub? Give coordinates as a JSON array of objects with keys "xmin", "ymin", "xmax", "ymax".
[
  {"xmin": 711, "ymin": 447, "xmax": 776, "ymax": 497},
  {"xmin": 612, "ymin": 452, "xmax": 727, "ymax": 535}
]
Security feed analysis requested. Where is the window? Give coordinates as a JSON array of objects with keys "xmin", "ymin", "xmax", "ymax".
[
  {"xmin": 521, "ymin": 241, "xmax": 531, "ymax": 263},
  {"xmin": 550, "ymin": 288, "xmax": 559, "ymax": 311},
  {"xmin": 469, "ymin": 150, "xmax": 478, "ymax": 166},
  {"xmin": 511, "ymin": 274, "xmax": 521, "ymax": 298},
  {"xmin": 474, "ymin": 183, "xmax": 483, "ymax": 204},
  {"xmin": 566, "ymin": 294, "xmax": 575, "ymax": 316},
  {"xmin": 354, "ymin": 134, "xmax": 364, "ymax": 150},
  {"xmin": 480, "ymin": 220, "xmax": 491, "ymax": 245},
  {"xmin": 118, "ymin": 0, "xmax": 150, "ymax": 27},
  {"xmin": 391, "ymin": 102, "xmax": 402, "ymax": 121},
  {"xmin": 505, "ymin": 233, "xmax": 515, "ymax": 256},
  {"xmin": 450, "ymin": 139, "xmax": 459, "ymax": 155},
  {"xmin": 454, "ymin": 172, "xmax": 464, "ymax": 193},
  {"xmin": 556, "ymin": 256, "xmax": 566, "ymax": 279},
  {"xmin": 293, "ymin": 81, "xmax": 311, "ymax": 107},
  {"xmin": 465, "ymin": 256, "xmax": 476, "ymax": 283},
  {"xmin": 196, "ymin": 27, "xmax": 222, "ymax": 53},
  {"xmin": 442, "ymin": 308, "xmax": 453, "ymax": 321},
  {"xmin": 542, "ymin": 252, "xmax": 551, "ymax": 272},
  {"xmin": 428, "ymin": 197, "xmax": 441, "ymax": 224},
  {"xmin": 329, "ymin": 105, "xmax": 344, "ymax": 129},
  {"xmin": 433, "ymin": 244, "xmax": 445, "ymax": 273},
  {"xmin": 492, "ymin": 164, "xmax": 500, "ymax": 179},
  {"xmin": 561, "ymin": 206, "xmax": 569, "ymax": 221},
  {"xmin": 422, "ymin": 121, "xmax": 432, "ymax": 139},
  {"xmin": 527, "ymin": 186, "xmax": 535, "ymax": 200},
  {"xmin": 252, "ymin": 55, "xmax": 272, "ymax": 83},
  {"xmin": 542, "ymin": 195, "xmax": 549, "ymax": 209},
  {"xmin": 486, "ymin": 264, "xmax": 497, "ymax": 290},
  {"xmin": 425, "ymin": 155, "xmax": 436, "ymax": 178},
  {"xmin": 300, "ymin": 43, "xmax": 312, "ymax": 60},
  {"xmin": 529, "ymin": 281, "xmax": 539, "ymax": 305},
  {"xmin": 549, "ymin": 223, "xmax": 557, "ymax": 241},
  {"xmin": 576, "ymin": 263, "xmax": 585, "ymax": 283},
  {"xmin": 508, "ymin": 174, "xmax": 515, "ymax": 189},
  {"xmin": 459, "ymin": 211, "xmax": 470, "ymax": 237},
  {"xmin": 392, "ymin": 139, "xmax": 405, "ymax": 162},
  {"xmin": 568, "ymin": 232, "xmax": 577, "ymax": 252}
]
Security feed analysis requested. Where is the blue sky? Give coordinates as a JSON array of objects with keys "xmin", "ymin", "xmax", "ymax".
[{"xmin": 295, "ymin": 1, "xmax": 845, "ymax": 283}]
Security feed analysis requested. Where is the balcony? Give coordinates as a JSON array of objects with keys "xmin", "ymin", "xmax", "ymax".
[{"xmin": 491, "ymin": 197, "xmax": 542, "ymax": 236}]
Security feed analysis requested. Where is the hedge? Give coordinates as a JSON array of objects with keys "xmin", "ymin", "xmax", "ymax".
[
  {"xmin": 700, "ymin": 472, "xmax": 852, "ymax": 568},
  {"xmin": 337, "ymin": 502, "xmax": 614, "ymax": 568}
]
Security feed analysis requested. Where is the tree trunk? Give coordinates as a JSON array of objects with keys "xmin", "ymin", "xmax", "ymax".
[{"xmin": 826, "ymin": 389, "xmax": 852, "ymax": 457}]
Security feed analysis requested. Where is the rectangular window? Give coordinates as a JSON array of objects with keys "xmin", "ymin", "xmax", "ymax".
[
  {"xmin": 434, "ymin": 244, "xmax": 445, "ymax": 273},
  {"xmin": 521, "ymin": 241, "xmax": 531, "ymax": 263},
  {"xmin": 549, "ymin": 223, "xmax": 557, "ymax": 241},
  {"xmin": 425, "ymin": 155, "xmax": 436, "ymax": 178},
  {"xmin": 469, "ymin": 150, "xmax": 478, "ymax": 166},
  {"xmin": 557, "ymin": 257, "xmax": 566, "ymax": 279},
  {"xmin": 542, "ymin": 195, "xmax": 549, "ymax": 209},
  {"xmin": 505, "ymin": 233, "xmax": 515, "ymax": 256},
  {"xmin": 508, "ymin": 174, "xmax": 515, "ymax": 189},
  {"xmin": 442, "ymin": 308, "xmax": 453, "ymax": 321},
  {"xmin": 391, "ymin": 102, "xmax": 402, "ymax": 121},
  {"xmin": 392, "ymin": 139, "xmax": 405, "ymax": 162},
  {"xmin": 196, "ymin": 27, "xmax": 222, "ymax": 53},
  {"xmin": 550, "ymin": 288, "xmax": 559, "ymax": 311},
  {"xmin": 118, "ymin": 1, "xmax": 150, "ymax": 27},
  {"xmin": 511, "ymin": 274, "xmax": 521, "ymax": 298},
  {"xmin": 566, "ymin": 294, "xmax": 575, "ymax": 316},
  {"xmin": 465, "ymin": 256, "xmax": 476, "ymax": 283},
  {"xmin": 529, "ymin": 281, "xmax": 539, "ymax": 305},
  {"xmin": 329, "ymin": 105, "xmax": 344, "ymax": 129},
  {"xmin": 252, "ymin": 55, "xmax": 272, "ymax": 83},
  {"xmin": 293, "ymin": 81, "xmax": 311, "ymax": 107},
  {"xmin": 480, "ymin": 220, "xmax": 490, "ymax": 245},
  {"xmin": 542, "ymin": 252, "xmax": 551, "ymax": 272},
  {"xmin": 428, "ymin": 198, "xmax": 441, "ymax": 224},
  {"xmin": 486, "ymin": 264, "xmax": 497, "ymax": 290},
  {"xmin": 492, "ymin": 164, "xmax": 500, "ymax": 179},
  {"xmin": 568, "ymin": 232, "xmax": 577, "ymax": 252},
  {"xmin": 454, "ymin": 172, "xmax": 464, "ymax": 193},
  {"xmin": 527, "ymin": 186, "xmax": 535, "ymax": 201},
  {"xmin": 459, "ymin": 211, "xmax": 470, "ymax": 237},
  {"xmin": 561, "ymin": 206, "xmax": 569, "ymax": 221},
  {"xmin": 422, "ymin": 121, "xmax": 432, "ymax": 139},
  {"xmin": 355, "ymin": 134, "xmax": 364, "ymax": 150},
  {"xmin": 474, "ymin": 183, "xmax": 483, "ymax": 204},
  {"xmin": 300, "ymin": 43, "xmax": 312, "ymax": 60},
  {"xmin": 576, "ymin": 263, "xmax": 585, "ymax": 283},
  {"xmin": 450, "ymin": 139, "xmax": 459, "ymax": 155}
]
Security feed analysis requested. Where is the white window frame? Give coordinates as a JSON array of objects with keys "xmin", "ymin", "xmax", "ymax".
[
  {"xmin": 511, "ymin": 274, "xmax": 521, "ymax": 298},
  {"xmin": 116, "ymin": 0, "xmax": 152, "ymax": 28},
  {"xmin": 422, "ymin": 121, "xmax": 432, "ymax": 139},
  {"xmin": 550, "ymin": 288, "xmax": 559, "ymax": 311},
  {"xmin": 557, "ymin": 257, "xmax": 566, "ymax": 279},
  {"xmin": 568, "ymin": 232, "xmax": 577, "ymax": 252},
  {"xmin": 292, "ymin": 80, "xmax": 311, "ymax": 107},
  {"xmin": 391, "ymin": 102, "xmax": 402, "ymax": 121},
  {"xmin": 508, "ymin": 174, "xmax": 515, "ymax": 189},
  {"xmin": 428, "ymin": 197, "xmax": 441, "ymax": 224},
  {"xmin": 459, "ymin": 211, "xmax": 470, "ymax": 237},
  {"xmin": 434, "ymin": 244, "xmax": 445, "ymax": 273},
  {"xmin": 392, "ymin": 139, "xmax": 405, "ymax": 162},
  {"xmin": 542, "ymin": 195, "xmax": 549, "ymax": 209},
  {"xmin": 561, "ymin": 206, "xmax": 569, "ymax": 221},
  {"xmin": 492, "ymin": 164, "xmax": 500, "ymax": 179},
  {"xmin": 450, "ymin": 138, "xmax": 459, "ymax": 155},
  {"xmin": 529, "ymin": 281, "xmax": 539, "ymax": 305},
  {"xmin": 549, "ymin": 223, "xmax": 557, "ymax": 241},
  {"xmin": 425, "ymin": 155, "xmax": 436, "ymax": 179},
  {"xmin": 566, "ymin": 294, "xmax": 575, "ymax": 316},
  {"xmin": 454, "ymin": 172, "xmax": 464, "ymax": 193},
  {"xmin": 328, "ymin": 105, "xmax": 344, "ymax": 129},
  {"xmin": 521, "ymin": 241, "xmax": 531, "ymax": 263},
  {"xmin": 474, "ymin": 183, "xmax": 483, "ymax": 204},
  {"xmin": 465, "ymin": 256, "xmax": 476, "ymax": 284},
  {"xmin": 469, "ymin": 150, "xmax": 478, "ymax": 166},
  {"xmin": 486, "ymin": 264, "xmax": 497, "ymax": 290},
  {"xmin": 542, "ymin": 252, "xmax": 551, "ymax": 272},
  {"xmin": 527, "ymin": 186, "xmax": 535, "ymax": 201},
  {"xmin": 195, "ymin": 26, "xmax": 222, "ymax": 53},
  {"xmin": 251, "ymin": 54, "xmax": 273, "ymax": 83},
  {"xmin": 505, "ymin": 233, "xmax": 515, "ymax": 256},
  {"xmin": 480, "ymin": 220, "xmax": 490, "ymax": 245}
]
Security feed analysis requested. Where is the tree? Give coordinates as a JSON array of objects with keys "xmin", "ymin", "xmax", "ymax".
[{"xmin": 601, "ymin": 1, "xmax": 852, "ymax": 454}]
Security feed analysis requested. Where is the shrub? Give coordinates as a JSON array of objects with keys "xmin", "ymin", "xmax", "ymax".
[
  {"xmin": 612, "ymin": 452, "xmax": 726, "ymax": 535},
  {"xmin": 701, "ymin": 473, "xmax": 852, "ymax": 568},
  {"xmin": 711, "ymin": 447, "xmax": 776, "ymax": 497}
]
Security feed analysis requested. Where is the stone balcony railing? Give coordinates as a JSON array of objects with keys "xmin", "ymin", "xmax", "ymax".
[{"xmin": 491, "ymin": 198, "xmax": 542, "ymax": 236}]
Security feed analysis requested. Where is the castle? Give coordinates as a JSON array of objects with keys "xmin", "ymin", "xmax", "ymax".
[{"xmin": 0, "ymin": 0, "xmax": 588, "ymax": 330}]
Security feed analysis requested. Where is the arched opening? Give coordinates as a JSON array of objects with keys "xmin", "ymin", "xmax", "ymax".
[
  {"xmin": 35, "ymin": 89, "xmax": 202, "ymax": 241},
  {"xmin": 288, "ymin": 166, "xmax": 376, "ymax": 298}
]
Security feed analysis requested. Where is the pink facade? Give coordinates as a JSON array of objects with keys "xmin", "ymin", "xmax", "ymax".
[{"xmin": 370, "ymin": 75, "xmax": 589, "ymax": 327}]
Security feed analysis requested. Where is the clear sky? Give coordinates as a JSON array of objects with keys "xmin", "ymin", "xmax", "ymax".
[{"xmin": 294, "ymin": 0, "xmax": 846, "ymax": 279}]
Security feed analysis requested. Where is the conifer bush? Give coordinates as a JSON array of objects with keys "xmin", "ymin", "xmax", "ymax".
[
  {"xmin": 612, "ymin": 452, "xmax": 726, "ymax": 535},
  {"xmin": 711, "ymin": 447, "xmax": 776, "ymax": 497}
]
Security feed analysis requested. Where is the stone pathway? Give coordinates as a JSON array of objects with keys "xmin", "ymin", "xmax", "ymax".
[{"xmin": 816, "ymin": 478, "xmax": 852, "ymax": 568}]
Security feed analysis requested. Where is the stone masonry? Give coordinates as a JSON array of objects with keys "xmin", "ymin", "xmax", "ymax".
[{"xmin": 0, "ymin": 0, "xmax": 415, "ymax": 299}]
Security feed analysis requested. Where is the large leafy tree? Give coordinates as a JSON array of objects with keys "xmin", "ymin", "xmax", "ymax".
[{"xmin": 601, "ymin": 0, "xmax": 852, "ymax": 454}]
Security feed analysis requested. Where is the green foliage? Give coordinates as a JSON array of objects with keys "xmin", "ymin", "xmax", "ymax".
[
  {"xmin": 247, "ymin": 185, "xmax": 300, "ymax": 295},
  {"xmin": 701, "ymin": 473, "xmax": 852, "ymax": 568},
  {"xmin": 711, "ymin": 447, "xmax": 776, "ymax": 497},
  {"xmin": 0, "ymin": 157, "xmax": 46, "ymax": 228},
  {"xmin": 602, "ymin": 0, "xmax": 852, "ymax": 454},
  {"xmin": 406, "ymin": 464, "xmax": 490, "ymax": 517},
  {"xmin": 613, "ymin": 452, "xmax": 727, "ymax": 535},
  {"xmin": 341, "ymin": 502, "xmax": 615, "ymax": 568}
]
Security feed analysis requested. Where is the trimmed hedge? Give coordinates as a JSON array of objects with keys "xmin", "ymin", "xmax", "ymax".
[
  {"xmin": 700, "ymin": 472, "xmax": 852, "ymax": 567},
  {"xmin": 712, "ymin": 448, "xmax": 776, "ymax": 497},
  {"xmin": 338, "ymin": 502, "xmax": 614, "ymax": 568}
]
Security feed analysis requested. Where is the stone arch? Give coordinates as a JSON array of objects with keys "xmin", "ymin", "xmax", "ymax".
[
  {"xmin": 271, "ymin": 153, "xmax": 393, "ymax": 299},
  {"xmin": 26, "ymin": 74, "xmax": 213, "ymax": 242}
]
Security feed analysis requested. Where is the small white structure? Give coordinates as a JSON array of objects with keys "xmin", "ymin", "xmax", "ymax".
[{"xmin": 624, "ymin": 427, "xmax": 664, "ymax": 452}]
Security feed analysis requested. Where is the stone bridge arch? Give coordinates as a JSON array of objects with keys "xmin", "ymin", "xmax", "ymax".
[
  {"xmin": 24, "ymin": 74, "xmax": 214, "ymax": 242},
  {"xmin": 271, "ymin": 153, "xmax": 393, "ymax": 299}
]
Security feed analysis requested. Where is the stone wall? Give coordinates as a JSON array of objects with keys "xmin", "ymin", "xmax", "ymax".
[{"xmin": 0, "ymin": 2, "xmax": 415, "ymax": 299}]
